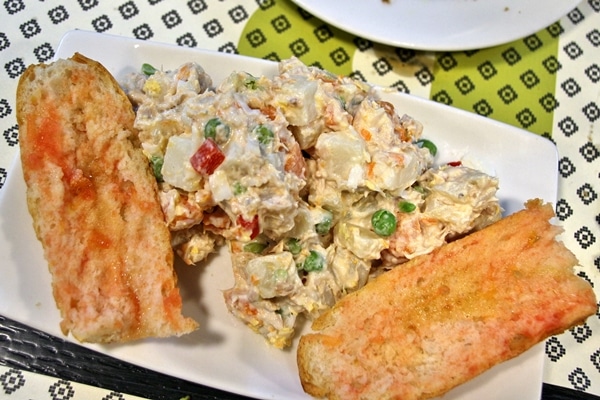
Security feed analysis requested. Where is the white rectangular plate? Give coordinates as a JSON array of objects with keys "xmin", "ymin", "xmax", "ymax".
[{"xmin": 0, "ymin": 30, "xmax": 558, "ymax": 399}]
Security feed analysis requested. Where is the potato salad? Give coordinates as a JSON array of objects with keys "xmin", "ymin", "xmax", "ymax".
[{"xmin": 122, "ymin": 58, "xmax": 502, "ymax": 348}]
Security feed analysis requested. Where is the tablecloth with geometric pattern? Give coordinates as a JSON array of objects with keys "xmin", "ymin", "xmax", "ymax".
[{"xmin": 0, "ymin": 0, "xmax": 598, "ymax": 398}]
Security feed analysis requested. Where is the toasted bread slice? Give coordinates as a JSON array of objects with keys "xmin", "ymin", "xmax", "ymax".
[
  {"xmin": 17, "ymin": 53, "xmax": 198, "ymax": 343},
  {"xmin": 297, "ymin": 199, "xmax": 597, "ymax": 400}
]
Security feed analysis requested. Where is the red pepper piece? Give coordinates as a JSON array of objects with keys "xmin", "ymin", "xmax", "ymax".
[
  {"xmin": 447, "ymin": 161, "xmax": 462, "ymax": 167},
  {"xmin": 237, "ymin": 214, "xmax": 260, "ymax": 240},
  {"xmin": 190, "ymin": 138, "xmax": 225, "ymax": 175}
]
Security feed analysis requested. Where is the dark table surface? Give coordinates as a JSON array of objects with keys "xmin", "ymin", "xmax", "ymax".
[{"xmin": 1, "ymin": 315, "xmax": 598, "ymax": 400}]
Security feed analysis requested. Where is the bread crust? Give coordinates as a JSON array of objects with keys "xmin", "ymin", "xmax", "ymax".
[
  {"xmin": 17, "ymin": 53, "xmax": 198, "ymax": 343},
  {"xmin": 297, "ymin": 199, "xmax": 597, "ymax": 400}
]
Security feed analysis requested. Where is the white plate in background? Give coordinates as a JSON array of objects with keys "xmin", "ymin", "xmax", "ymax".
[
  {"xmin": 291, "ymin": 0, "xmax": 581, "ymax": 51},
  {"xmin": 0, "ymin": 30, "xmax": 558, "ymax": 399}
]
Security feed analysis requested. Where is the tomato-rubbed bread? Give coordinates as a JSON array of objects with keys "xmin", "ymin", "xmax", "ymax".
[
  {"xmin": 16, "ymin": 53, "xmax": 198, "ymax": 343},
  {"xmin": 297, "ymin": 199, "xmax": 597, "ymax": 400}
]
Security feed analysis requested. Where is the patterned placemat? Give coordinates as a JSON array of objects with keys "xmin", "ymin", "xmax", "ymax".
[
  {"xmin": 0, "ymin": 365, "xmax": 146, "ymax": 400},
  {"xmin": 0, "ymin": 0, "xmax": 598, "ymax": 397}
]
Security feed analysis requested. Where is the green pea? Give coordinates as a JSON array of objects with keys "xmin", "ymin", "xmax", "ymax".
[
  {"xmin": 142, "ymin": 63, "xmax": 157, "ymax": 76},
  {"xmin": 398, "ymin": 201, "xmax": 416, "ymax": 213},
  {"xmin": 243, "ymin": 241, "xmax": 268, "ymax": 254},
  {"xmin": 413, "ymin": 185, "xmax": 426, "ymax": 194},
  {"xmin": 204, "ymin": 118, "xmax": 230, "ymax": 142},
  {"xmin": 233, "ymin": 182, "xmax": 246, "ymax": 195},
  {"xmin": 274, "ymin": 268, "xmax": 288, "ymax": 280},
  {"xmin": 285, "ymin": 238, "xmax": 302, "ymax": 255},
  {"xmin": 301, "ymin": 250, "xmax": 324, "ymax": 272},
  {"xmin": 315, "ymin": 214, "xmax": 332, "ymax": 235},
  {"xmin": 416, "ymin": 139, "xmax": 437, "ymax": 156},
  {"xmin": 244, "ymin": 76, "xmax": 258, "ymax": 89},
  {"xmin": 254, "ymin": 125, "xmax": 274, "ymax": 145},
  {"xmin": 150, "ymin": 156, "xmax": 164, "ymax": 182},
  {"xmin": 371, "ymin": 209, "xmax": 397, "ymax": 237}
]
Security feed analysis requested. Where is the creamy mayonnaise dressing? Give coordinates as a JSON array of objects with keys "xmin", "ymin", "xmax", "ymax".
[{"xmin": 122, "ymin": 58, "xmax": 501, "ymax": 348}]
